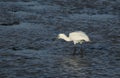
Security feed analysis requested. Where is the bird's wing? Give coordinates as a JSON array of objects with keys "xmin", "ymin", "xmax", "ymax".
[{"xmin": 69, "ymin": 31, "xmax": 90, "ymax": 41}]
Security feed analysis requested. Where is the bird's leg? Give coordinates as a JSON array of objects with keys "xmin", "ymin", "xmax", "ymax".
[
  {"xmin": 80, "ymin": 44, "xmax": 84, "ymax": 58},
  {"xmin": 73, "ymin": 45, "xmax": 76, "ymax": 55}
]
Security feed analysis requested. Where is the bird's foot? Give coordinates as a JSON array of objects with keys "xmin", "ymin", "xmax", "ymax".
[
  {"xmin": 80, "ymin": 51, "xmax": 84, "ymax": 58},
  {"xmin": 72, "ymin": 52, "xmax": 76, "ymax": 55},
  {"xmin": 80, "ymin": 55, "xmax": 84, "ymax": 58},
  {"xmin": 72, "ymin": 53, "xmax": 76, "ymax": 56}
]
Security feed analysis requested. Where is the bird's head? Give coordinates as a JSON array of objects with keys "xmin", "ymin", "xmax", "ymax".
[
  {"xmin": 52, "ymin": 34, "xmax": 63, "ymax": 41},
  {"xmin": 57, "ymin": 33, "xmax": 65, "ymax": 39}
]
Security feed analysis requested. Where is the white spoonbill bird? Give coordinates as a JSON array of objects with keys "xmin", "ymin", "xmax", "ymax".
[{"xmin": 57, "ymin": 31, "xmax": 90, "ymax": 57}]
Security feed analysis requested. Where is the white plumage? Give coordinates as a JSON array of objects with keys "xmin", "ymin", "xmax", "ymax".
[
  {"xmin": 58, "ymin": 31, "xmax": 90, "ymax": 57},
  {"xmin": 58, "ymin": 31, "xmax": 90, "ymax": 44}
]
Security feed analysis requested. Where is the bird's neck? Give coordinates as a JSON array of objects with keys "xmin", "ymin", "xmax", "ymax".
[{"xmin": 62, "ymin": 35, "xmax": 71, "ymax": 41}]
